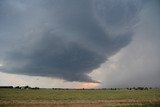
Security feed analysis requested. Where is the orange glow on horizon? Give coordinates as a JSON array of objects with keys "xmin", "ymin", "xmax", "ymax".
[{"xmin": 77, "ymin": 82, "xmax": 99, "ymax": 89}]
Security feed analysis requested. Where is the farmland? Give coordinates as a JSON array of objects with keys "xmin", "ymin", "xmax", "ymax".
[{"xmin": 0, "ymin": 88, "xmax": 160, "ymax": 107}]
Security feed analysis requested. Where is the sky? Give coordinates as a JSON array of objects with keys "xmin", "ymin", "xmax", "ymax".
[{"xmin": 0, "ymin": 0, "xmax": 160, "ymax": 88}]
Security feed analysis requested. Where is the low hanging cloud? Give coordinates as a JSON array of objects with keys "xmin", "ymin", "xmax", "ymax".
[{"xmin": 0, "ymin": 0, "xmax": 143, "ymax": 82}]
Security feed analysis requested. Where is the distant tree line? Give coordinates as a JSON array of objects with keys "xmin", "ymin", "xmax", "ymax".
[
  {"xmin": 0, "ymin": 86, "xmax": 13, "ymax": 88},
  {"xmin": 0, "ymin": 86, "xmax": 158, "ymax": 90},
  {"xmin": 51, "ymin": 87, "xmax": 157, "ymax": 90},
  {"xmin": 101, "ymin": 87, "xmax": 152, "ymax": 90},
  {"xmin": 126, "ymin": 87, "xmax": 152, "ymax": 90},
  {"xmin": 0, "ymin": 86, "xmax": 39, "ymax": 90}
]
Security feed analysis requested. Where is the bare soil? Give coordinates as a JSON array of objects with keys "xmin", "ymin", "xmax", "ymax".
[{"xmin": 0, "ymin": 99, "xmax": 160, "ymax": 107}]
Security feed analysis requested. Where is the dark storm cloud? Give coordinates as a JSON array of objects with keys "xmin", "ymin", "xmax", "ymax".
[{"xmin": 0, "ymin": 0, "xmax": 143, "ymax": 82}]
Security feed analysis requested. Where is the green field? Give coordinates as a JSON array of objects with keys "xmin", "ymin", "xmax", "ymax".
[
  {"xmin": 0, "ymin": 88, "xmax": 160, "ymax": 101},
  {"xmin": 0, "ymin": 88, "xmax": 160, "ymax": 107}
]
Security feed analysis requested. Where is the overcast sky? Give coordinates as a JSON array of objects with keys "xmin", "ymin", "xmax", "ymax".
[{"xmin": 0, "ymin": 0, "xmax": 160, "ymax": 88}]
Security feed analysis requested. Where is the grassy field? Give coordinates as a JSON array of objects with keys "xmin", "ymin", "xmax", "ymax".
[
  {"xmin": 0, "ymin": 88, "xmax": 160, "ymax": 107},
  {"xmin": 109, "ymin": 104, "xmax": 160, "ymax": 107},
  {"xmin": 0, "ymin": 88, "xmax": 160, "ymax": 100}
]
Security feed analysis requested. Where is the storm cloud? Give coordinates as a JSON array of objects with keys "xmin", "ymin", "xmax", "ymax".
[{"xmin": 0, "ymin": 0, "xmax": 143, "ymax": 82}]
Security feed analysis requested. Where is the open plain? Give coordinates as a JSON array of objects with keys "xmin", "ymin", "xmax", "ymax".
[{"xmin": 0, "ymin": 88, "xmax": 160, "ymax": 107}]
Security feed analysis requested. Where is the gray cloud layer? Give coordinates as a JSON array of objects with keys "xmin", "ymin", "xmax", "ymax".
[
  {"xmin": 0, "ymin": 0, "xmax": 143, "ymax": 82},
  {"xmin": 89, "ymin": 0, "xmax": 160, "ymax": 88}
]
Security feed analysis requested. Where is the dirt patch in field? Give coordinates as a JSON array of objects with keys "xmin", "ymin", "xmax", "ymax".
[{"xmin": 0, "ymin": 99, "xmax": 160, "ymax": 107}]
